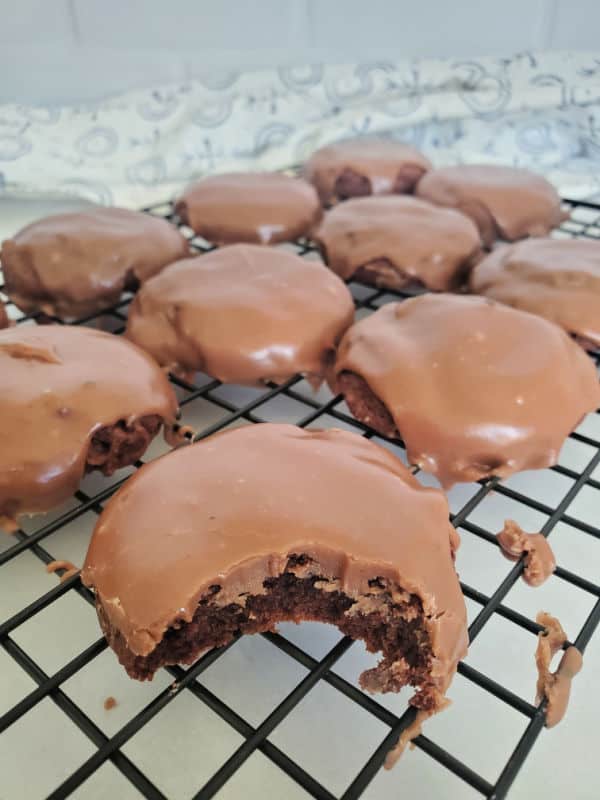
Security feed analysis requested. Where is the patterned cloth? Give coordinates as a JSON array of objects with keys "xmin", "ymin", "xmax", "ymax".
[{"xmin": 1, "ymin": 50, "xmax": 600, "ymax": 207}]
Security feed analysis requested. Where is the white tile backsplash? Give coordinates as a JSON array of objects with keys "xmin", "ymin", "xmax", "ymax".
[
  {"xmin": 73, "ymin": 0, "xmax": 303, "ymax": 50},
  {"xmin": 0, "ymin": 44, "xmax": 187, "ymax": 104},
  {"xmin": 0, "ymin": 0, "xmax": 74, "ymax": 44},
  {"xmin": 308, "ymin": 0, "xmax": 547, "ymax": 59},
  {"xmin": 0, "ymin": 0, "xmax": 597, "ymax": 103},
  {"xmin": 549, "ymin": 0, "xmax": 600, "ymax": 50}
]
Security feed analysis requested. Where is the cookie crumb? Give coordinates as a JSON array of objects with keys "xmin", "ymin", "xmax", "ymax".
[
  {"xmin": 46, "ymin": 560, "xmax": 79, "ymax": 583},
  {"xmin": 103, "ymin": 696, "xmax": 117, "ymax": 711}
]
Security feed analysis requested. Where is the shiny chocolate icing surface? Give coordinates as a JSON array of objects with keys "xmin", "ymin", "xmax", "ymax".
[
  {"xmin": 126, "ymin": 244, "xmax": 355, "ymax": 385},
  {"xmin": 175, "ymin": 172, "xmax": 321, "ymax": 244},
  {"xmin": 1, "ymin": 207, "xmax": 189, "ymax": 319},
  {"xmin": 334, "ymin": 294, "xmax": 600, "ymax": 486},
  {"xmin": 304, "ymin": 138, "xmax": 431, "ymax": 206},
  {"xmin": 416, "ymin": 164, "xmax": 565, "ymax": 246},
  {"xmin": 314, "ymin": 195, "xmax": 481, "ymax": 291},
  {"xmin": 0, "ymin": 324, "xmax": 178, "ymax": 530},
  {"xmin": 82, "ymin": 422, "xmax": 468, "ymax": 693},
  {"xmin": 471, "ymin": 238, "xmax": 600, "ymax": 347}
]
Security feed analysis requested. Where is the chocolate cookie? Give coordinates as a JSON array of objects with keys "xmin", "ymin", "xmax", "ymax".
[
  {"xmin": 333, "ymin": 294, "xmax": 600, "ymax": 487},
  {"xmin": 1, "ymin": 207, "xmax": 189, "ymax": 320},
  {"xmin": 416, "ymin": 164, "xmax": 565, "ymax": 246},
  {"xmin": 0, "ymin": 302, "xmax": 9, "ymax": 329},
  {"xmin": 470, "ymin": 238, "xmax": 600, "ymax": 350},
  {"xmin": 303, "ymin": 138, "xmax": 431, "ymax": 206},
  {"xmin": 126, "ymin": 244, "xmax": 354, "ymax": 385},
  {"xmin": 82, "ymin": 421, "xmax": 468, "ymax": 723},
  {"xmin": 0, "ymin": 325, "xmax": 179, "ymax": 531},
  {"xmin": 314, "ymin": 195, "xmax": 482, "ymax": 292},
  {"xmin": 175, "ymin": 172, "xmax": 321, "ymax": 244}
]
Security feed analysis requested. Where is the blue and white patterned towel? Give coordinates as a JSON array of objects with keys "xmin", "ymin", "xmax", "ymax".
[{"xmin": 1, "ymin": 50, "xmax": 600, "ymax": 207}]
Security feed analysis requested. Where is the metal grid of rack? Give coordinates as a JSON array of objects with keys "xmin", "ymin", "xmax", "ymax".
[{"xmin": 1, "ymin": 198, "xmax": 599, "ymax": 800}]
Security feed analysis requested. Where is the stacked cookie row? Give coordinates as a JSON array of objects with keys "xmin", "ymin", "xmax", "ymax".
[
  {"xmin": 1, "ymin": 140, "xmax": 598, "ymax": 736},
  {"xmin": 1, "ymin": 137, "xmax": 599, "ymax": 520},
  {"xmin": 2, "ymin": 139, "xmax": 596, "ymax": 339}
]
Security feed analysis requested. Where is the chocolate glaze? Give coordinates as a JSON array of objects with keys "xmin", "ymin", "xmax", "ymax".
[
  {"xmin": 126, "ymin": 244, "xmax": 355, "ymax": 385},
  {"xmin": 334, "ymin": 294, "xmax": 600, "ymax": 487},
  {"xmin": 303, "ymin": 139, "xmax": 431, "ymax": 206},
  {"xmin": 82, "ymin": 423, "xmax": 468, "ymax": 695},
  {"xmin": 496, "ymin": 520, "xmax": 556, "ymax": 586},
  {"xmin": 175, "ymin": 172, "xmax": 321, "ymax": 244},
  {"xmin": 471, "ymin": 238, "xmax": 600, "ymax": 348},
  {"xmin": 0, "ymin": 302, "xmax": 9, "ymax": 329},
  {"xmin": 1, "ymin": 207, "xmax": 189, "ymax": 320},
  {"xmin": 416, "ymin": 165, "xmax": 565, "ymax": 246},
  {"xmin": 314, "ymin": 195, "xmax": 482, "ymax": 291},
  {"xmin": 535, "ymin": 611, "xmax": 583, "ymax": 727},
  {"xmin": 0, "ymin": 325, "xmax": 178, "ymax": 530}
]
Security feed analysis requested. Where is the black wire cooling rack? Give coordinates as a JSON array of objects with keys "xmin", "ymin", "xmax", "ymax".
[{"xmin": 1, "ymin": 197, "xmax": 599, "ymax": 800}]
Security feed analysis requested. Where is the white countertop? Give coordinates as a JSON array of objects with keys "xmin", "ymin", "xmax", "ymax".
[{"xmin": 0, "ymin": 197, "xmax": 598, "ymax": 800}]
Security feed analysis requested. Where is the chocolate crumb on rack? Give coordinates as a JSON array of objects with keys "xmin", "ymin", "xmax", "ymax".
[
  {"xmin": 496, "ymin": 520, "xmax": 556, "ymax": 586},
  {"xmin": 535, "ymin": 612, "xmax": 583, "ymax": 727},
  {"xmin": 103, "ymin": 696, "xmax": 117, "ymax": 711}
]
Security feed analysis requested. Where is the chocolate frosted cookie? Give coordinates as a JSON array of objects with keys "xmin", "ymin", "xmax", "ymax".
[
  {"xmin": 416, "ymin": 165, "xmax": 565, "ymax": 246},
  {"xmin": 1, "ymin": 207, "xmax": 189, "ymax": 320},
  {"xmin": 0, "ymin": 302, "xmax": 9, "ymax": 329},
  {"xmin": 333, "ymin": 294, "xmax": 600, "ymax": 487},
  {"xmin": 314, "ymin": 196, "xmax": 482, "ymax": 292},
  {"xmin": 175, "ymin": 172, "xmax": 321, "ymax": 244},
  {"xmin": 0, "ymin": 325, "xmax": 179, "ymax": 531},
  {"xmin": 82, "ymin": 422, "xmax": 468, "ymax": 721},
  {"xmin": 470, "ymin": 238, "xmax": 600, "ymax": 350},
  {"xmin": 303, "ymin": 138, "xmax": 431, "ymax": 206},
  {"xmin": 126, "ymin": 244, "xmax": 354, "ymax": 385}
]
